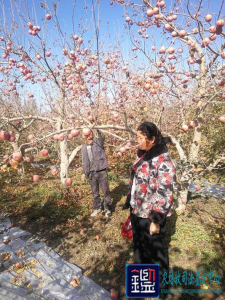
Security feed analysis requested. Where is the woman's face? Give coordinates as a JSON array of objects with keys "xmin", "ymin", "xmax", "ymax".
[{"xmin": 137, "ymin": 131, "xmax": 155, "ymax": 151}]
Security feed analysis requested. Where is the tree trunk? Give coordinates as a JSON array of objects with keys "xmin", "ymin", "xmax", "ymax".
[
  {"xmin": 174, "ymin": 160, "xmax": 194, "ymax": 211},
  {"xmin": 57, "ymin": 90, "xmax": 69, "ymax": 185},
  {"xmin": 60, "ymin": 137, "xmax": 68, "ymax": 184},
  {"xmin": 176, "ymin": 187, "xmax": 189, "ymax": 211}
]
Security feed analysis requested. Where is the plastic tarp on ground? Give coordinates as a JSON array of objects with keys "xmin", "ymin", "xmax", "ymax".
[
  {"xmin": 188, "ymin": 182, "xmax": 225, "ymax": 200},
  {"xmin": 0, "ymin": 217, "xmax": 112, "ymax": 300}
]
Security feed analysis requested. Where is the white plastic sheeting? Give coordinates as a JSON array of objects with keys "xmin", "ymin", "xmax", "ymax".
[{"xmin": 0, "ymin": 218, "xmax": 112, "ymax": 300}]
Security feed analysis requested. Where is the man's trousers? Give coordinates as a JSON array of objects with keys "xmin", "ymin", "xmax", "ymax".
[{"xmin": 89, "ymin": 170, "xmax": 111, "ymax": 210}]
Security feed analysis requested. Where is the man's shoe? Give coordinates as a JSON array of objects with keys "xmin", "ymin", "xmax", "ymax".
[
  {"xmin": 90, "ymin": 209, "xmax": 102, "ymax": 217},
  {"xmin": 105, "ymin": 210, "xmax": 111, "ymax": 218}
]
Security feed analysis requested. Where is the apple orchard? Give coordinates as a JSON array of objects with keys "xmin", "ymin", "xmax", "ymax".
[{"xmin": 0, "ymin": 0, "xmax": 224, "ymax": 210}]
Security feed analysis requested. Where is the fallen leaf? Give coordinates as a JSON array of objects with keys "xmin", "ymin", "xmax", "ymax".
[
  {"xmin": 70, "ymin": 279, "xmax": 78, "ymax": 288},
  {"xmin": 70, "ymin": 276, "xmax": 80, "ymax": 288},
  {"xmin": 14, "ymin": 262, "xmax": 23, "ymax": 269},
  {"xmin": 1, "ymin": 252, "xmax": 11, "ymax": 261}
]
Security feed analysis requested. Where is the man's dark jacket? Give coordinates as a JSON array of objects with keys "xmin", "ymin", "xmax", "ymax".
[{"xmin": 81, "ymin": 138, "xmax": 108, "ymax": 176}]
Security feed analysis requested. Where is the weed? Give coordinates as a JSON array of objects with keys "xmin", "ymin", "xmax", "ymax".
[{"xmin": 108, "ymin": 172, "xmax": 119, "ymax": 181}]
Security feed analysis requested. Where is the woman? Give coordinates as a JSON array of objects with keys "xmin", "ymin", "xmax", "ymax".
[{"xmin": 123, "ymin": 121, "xmax": 175, "ymax": 296}]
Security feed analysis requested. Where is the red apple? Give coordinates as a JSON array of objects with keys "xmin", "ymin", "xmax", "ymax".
[
  {"xmin": 153, "ymin": 82, "xmax": 159, "ymax": 89},
  {"xmin": 77, "ymin": 37, "xmax": 83, "ymax": 45},
  {"xmin": 82, "ymin": 128, "xmax": 91, "ymax": 136},
  {"xmin": 65, "ymin": 178, "xmax": 72, "ymax": 186},
  {"xmin": 120, "ymin": 147, "xmax": 126, "ymax": 153},
  {"xmin": 195, "ymin": 186, "xmax": 201, "ymax": 191},
  {"xmin": 80, "ymin": 229, "xmax": 85, "ymax": 235},
  {"xmin": 71, "ymin": 129, "xmax": 80, "ymax": 137},
  {"xmin": 189, "ymin": 121, "xmax": 196, "ymax": 128},
  {"xmin": 202, "ymin": 37, "xmax": 210, "ymax": 46},
  {"xmin": 171, "ymin": 31, "xmax": 178, "ymax": 37},
  {"xmin": 110, "ymin": 289, "xmax": 119, "ymax": 300},
  {"xmin": 32, "ymin": 175, "xmax": 40, "ymax": 182},
  {"xmin": 51, "ymin": 168, "xmax": 59, "ymax": 176},
  {"xmin": 216, "ymin": 19, "xmax": 225, "ymax": 27},
  {"xmin": 27, "ymin": 22, "xmax": 33, "ymax": 29},
  {"xmin": 53, "ymin": 134, "xmax": 59, "ymax": 141},
  {"xmin": 40, "ymin": 149, "xmax": 49, "ymax": 156},
  {"xmin": 205, "ymin": 14, "xmax": 212, "ymax": 22},
  {"xmin": 147, "ymin": 9, "xmax": 154, "ymax": 17},
  {"xmin": 209, "ymin": 34, "xmax": 217, "ymax": 41},
  {"xmin": 67, "ymin": 133, "xmax": 73, "ymax": 140},
  {"xmin": 153, "ymin": 7, "xmax": 159, "ymax": 14},
  {"xmin": 218, "ymin": 116, "xmax": 225, "ymax": 123},
  {"xmin": 179, "ymin": 30, "xmax": 187, "ymax": 37},
  {"xmin": 164, "ymin": 23, "xmax": 171, "ymax": 31},
  {"xmin": 145, "ymin": 83, "xmax": 151, "ymax": 90},
  {"xmin": 159, "ymin": 46, "xmax": 166, "ymax": 54},
  {"xmin": 58, "ymin": 134, "xmax": 65, "ymax": 141},
  {"xmin": 209, "ymin": 26, "xmax": 216, "ymax": 33},
  {"xmin": 45, "ymin": 14, "xmax": 52, "ymax": 20},
  {"xmin": 25, "ymin": 155, "xmax": 34, "ymax": 163},
  {"xmin": 12, "ymin": 152, "xmax": 23, "ymax": 162},
  {"xmin": 181, "ymin": 124, "xmax": 189, "ymax": 132},
  {"xmin": 9, "ymin": 134, "xmax": 15, "ymax": 142},
  {"xmin": 158, "ymin": 1, "xmax": 165, "ymax": 8},
  {"xmin": 0, "ymin": 130, "xmax": 10, "ymax": 140},
  {"xmin": 88, "ymin": 115, "xmax": 94, "ymax": 122},
  {"xmin": 167, "ymin": 47, "xmax": 175, "ymax": 54}
]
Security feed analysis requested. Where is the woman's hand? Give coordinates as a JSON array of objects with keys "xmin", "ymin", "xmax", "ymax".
[{"xmin": 150, "ymin": 222, "xmax": 160, "ymax": 235}]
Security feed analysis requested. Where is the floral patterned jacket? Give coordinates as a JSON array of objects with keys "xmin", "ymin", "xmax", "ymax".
[{"xmin": 124, "ymin": 144, "xmax": 176, "ymax": 225}]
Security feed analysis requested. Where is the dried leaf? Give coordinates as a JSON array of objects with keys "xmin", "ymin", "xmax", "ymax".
[
  {"xmin": 15, "ymin": 248, "xmax": 25, "ymax": 258},
  {"xmin": 16, "ymin": 267, "xmax": 24, "ymax": 274},
  {"xmin": 70, "ymin": 280, "xmax": 78, "ymax": 288},
  {"xmin": 1, "ymin": 252, "xmax": 11, "ymax": 261},
  {"xmin": 31, "ymin": 267, "xmax": 40, "ymax": 276},
  {"xmin": 94, "ymin": 235, "xmax": 100, "ymax": 241},
  {"xmin": 70, "ymin": 276, "xmax": 80, "ymax": 288}
]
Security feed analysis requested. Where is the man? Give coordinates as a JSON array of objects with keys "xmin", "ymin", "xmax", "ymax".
[{"xmin": 81, "ymin": 129, "xmax": 112, "ymax": 217}]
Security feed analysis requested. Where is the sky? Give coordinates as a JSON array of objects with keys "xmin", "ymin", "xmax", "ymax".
[
  {"xmin": 0, "ymin": 0, "xmax": 224, "ymax": 108},
  {"xmin": 0, "ymin": 0, "xmax": 224, "ymax": 59}
]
